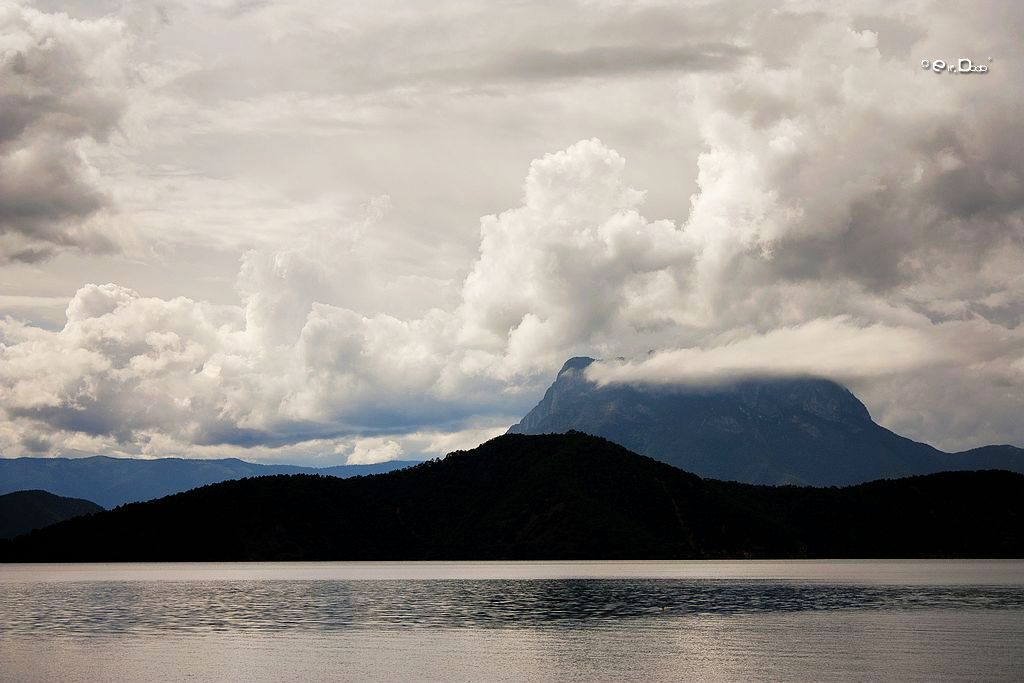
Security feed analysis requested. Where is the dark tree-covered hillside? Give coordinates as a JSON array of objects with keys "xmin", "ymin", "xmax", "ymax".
[
  {"xmin": 0, "ymin": 490, "xmax": 103, "ymax": 540},
  {"xmin": 2, "ymin": 433, "xmax": 1022, "ymax": 561}
]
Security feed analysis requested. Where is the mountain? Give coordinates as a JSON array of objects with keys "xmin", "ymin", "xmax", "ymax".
[
  {"xmin": 508, "ymin": 357, "xmax": 1024, "ymax": 485},
  {"xmin": 2, "ymin": 432, "xmax": 1022, "ymax": 561},
  {"xmin": 0, "ymin": 456, "xmax": 417, "ymax": 509},
  {"xmin": 0, "ymin": 490, "xmax": 103, "ymax": 540}
]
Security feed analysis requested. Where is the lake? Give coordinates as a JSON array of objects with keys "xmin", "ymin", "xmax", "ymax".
[{"xmin": 1, "ymin": 560, "xmax": 1022, "ymax": 681}]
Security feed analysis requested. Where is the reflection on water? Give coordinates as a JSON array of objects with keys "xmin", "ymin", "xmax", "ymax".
[
  {"xmin": 1, "ymin": 562, "xmax": 1023, "ymax": 682},
  {"xmin": 2, "ymin": 578, "xmax": 1024, "ymax": 635}
]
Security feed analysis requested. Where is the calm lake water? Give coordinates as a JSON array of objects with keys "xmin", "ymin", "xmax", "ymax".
[{"xmin": 1, "ymin": 560, "xmax": 1022, "ymax": 681}]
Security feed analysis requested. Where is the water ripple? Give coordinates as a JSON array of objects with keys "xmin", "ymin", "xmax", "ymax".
[{"xmin": 3, "ymin": 579, "xmax": 1023, "ymax": 636}]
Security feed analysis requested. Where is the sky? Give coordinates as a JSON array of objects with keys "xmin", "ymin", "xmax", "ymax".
[{"xmin": 0, "ymin": 0, "xmax": 1022, "ymax": 465}]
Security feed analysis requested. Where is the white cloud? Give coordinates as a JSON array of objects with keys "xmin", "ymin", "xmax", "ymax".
[
  {"xmin": 455, "ymin": 139, "xmax": 693, "ymax": 379},
  {"xmin": 586, "ymin": 317, "xmax": 950, "ymax": 386},
  {"xmin": 345, "ymin": 437, "xmax": 403, "ymax": 465}
]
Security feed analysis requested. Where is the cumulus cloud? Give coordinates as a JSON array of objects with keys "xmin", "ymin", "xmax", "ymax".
[
  {"xmin": 0, "ymin": 2, "xmax": 130, "ymax": 262},
  {"xmin": 0, "ymin": 137, "xmax": 685, "ymax": 459},
  {"xmin": 455, "ymin": 138, "xmax": 693, "ymax": 379},
  {"xmin": 611, "ymin": 2, "xmax": 1024, "ymax": 448},
  {"xmin": 681, "ymin": 14, "xmax": 1024, "ymax": 304}
]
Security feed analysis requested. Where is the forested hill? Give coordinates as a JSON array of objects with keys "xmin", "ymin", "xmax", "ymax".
[
  {"xmin": 2, "ymin": 432, "xmax": 1022, "ymax": 561},
  {"xmin": 0, "ymin": 490, "xmax": 103, "ymax": 540}
]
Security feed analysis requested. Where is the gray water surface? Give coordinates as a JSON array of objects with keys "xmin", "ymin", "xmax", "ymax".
[{"xmin": 1, "ymin": 561, "xmax": 1022, "ymax": 681}]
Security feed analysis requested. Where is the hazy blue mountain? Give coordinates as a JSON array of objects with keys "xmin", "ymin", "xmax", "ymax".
[
  {"xmin": 0, "ymin": 456, "xmax": 417, "ymax": 509},
  {"xmin": 508, "ymin": 357, "xmax": 1024, "ymax": 485},
  {"xmin": 0, "ymin": 490, "xmax": 103, "ymax": 539},
  {"xmin": 2, "ymin": 432, "xmax": 1021, "ymax": 561}
]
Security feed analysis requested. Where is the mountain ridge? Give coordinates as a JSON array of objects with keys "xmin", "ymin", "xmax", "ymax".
[
  {"xmin": 508, "ymin": 357, "xmax": 1024, "ymax": 485},
  {"xmin": 0, "ymin": 456, "xmax": 418, "ymax": 509}
]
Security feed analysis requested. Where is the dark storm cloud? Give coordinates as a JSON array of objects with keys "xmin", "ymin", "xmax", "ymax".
[
  {"xmin": 19, "ymin": 433, "xmax": 51, "ymax": 454},
  {"xmin": 7, "ymin": 403, "xmax": 133, "ymax": 444},
  {"xmin": 0, "ymin": 5, "xmax": 128, "ymax": 263}
]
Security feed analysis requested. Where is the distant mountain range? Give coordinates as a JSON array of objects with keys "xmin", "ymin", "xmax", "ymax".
[
  {"xmin": 0, "ymin": 456, "xmax": 417, "ymax": 509},
  {"xmin": 0, "ymin": 490, "xmax": 102, "ymax": 540},
  {"xmin": 2, "ymin": 432, "xmax": 1021, "ymax": 561},
  {"xmin": 508, "ymin": 357, "xmax": 1024, "ymax": 486}
]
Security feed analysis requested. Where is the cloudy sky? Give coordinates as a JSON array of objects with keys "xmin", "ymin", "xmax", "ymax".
[{"xmin": 0, "ymin": 0, "xmax": 1022, "ymax": 464}]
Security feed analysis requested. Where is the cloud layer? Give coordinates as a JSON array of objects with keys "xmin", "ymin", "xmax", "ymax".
[
  {"xmin": 586, "ymin": 318, "xmax": 950, "ymax": 386},
  {"xmin": 1, "ymin": 1, "xmax": 1023, "ymax": 461}
]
